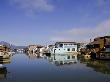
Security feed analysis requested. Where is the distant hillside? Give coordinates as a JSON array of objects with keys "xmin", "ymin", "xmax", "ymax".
[
  {"xmin": 0, "ymin": 41, "xmax": 27, "ymax": 49},
  {"xmin": 0, "ymin": 41, "xmax": 11, "ymax": 47}
]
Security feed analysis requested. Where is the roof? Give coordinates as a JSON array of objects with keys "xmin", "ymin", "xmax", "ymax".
[
  {"xmin": 94, "ymin": 36, "xmax": 110, "ymax": 40},
  {"xmin": 89, "ymin": 41, "xmax": 100, "ymax": 45},
  {"xmin": 55, "ymin": 42, "xmax": 77, "ymax": 44}
]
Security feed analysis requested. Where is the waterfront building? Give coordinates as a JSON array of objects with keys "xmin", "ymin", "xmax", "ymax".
[
  {"xmin": 51, "ymin": 42, "xmax": 78, "ymax": 54},
  {"xmin": 0, "ymin": 45, "xmax": 12, "ymax": 59},
  {"xmin": 47, "ymin": 45, "xmax": 55, "ymax": 53},
  {"xmin": 86, "ymin": 36, "xmax": 110, "ymax": 59},
  {"xmin": 39, "ymin": 47, "xmax": 48, "ymax": 54},
  {"xmin": 77, "ymin": 43, "xmax": 88, "ymax": 52},
  {"xmin": 27, "ymin": 45, "xmax": 43, "ymax": 54},
  {"xmin": 0, "ymin": 45, "xmax": 10, "ymax": 52}
]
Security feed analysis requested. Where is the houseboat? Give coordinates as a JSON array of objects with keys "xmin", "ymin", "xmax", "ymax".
[
  {"xmin": 86, "ymin": 36, "xmax": 110, "ymax": 60},
  {"xmin": 0, "ymin": 45, "xmax": 12, "ymax": 59},
  {"xmin": 51, "ymin": 42, "xmax": 78, "ymax": 54},
  {"xmin": 27, "ymin": 45, "xmax": 43, "ymax": 54}
]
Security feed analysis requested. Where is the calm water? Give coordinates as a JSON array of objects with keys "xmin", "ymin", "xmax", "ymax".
[{"xmin": 0, "ymin": 53, "xmax": 110, "ymax": 82}]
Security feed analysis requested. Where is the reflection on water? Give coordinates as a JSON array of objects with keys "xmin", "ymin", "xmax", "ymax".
[
  {"xmin": 48, "ymin": 54, "xmax": 78, "ymax": 66},
  {"xmin": 0, "ymin": 59, "xmax": 10, "ymax": 80},
  {"xmin": 0, "ymin": 52, "xmax": 110, "ymax": 82},
  {"xmin": 0, "ymin": 52, "xmax": 11, "ymax": 80},
  {"xmin": 87, "ymin": 60, "xmax": 110, "ymax": 74},
  {"xmin": 0, "ymin": 59, "xmax": 11, "ymax": 64},
  {"xmin": 80, "ymin": 58, "xmax": 110, "ymax": 74},
  {"xmin": 0, "ymin": 65, "xmax": 7, "ymax": 80},
  {"xmin": 26, "ymin": 51, "xmax": 44, "ymax": 59}
]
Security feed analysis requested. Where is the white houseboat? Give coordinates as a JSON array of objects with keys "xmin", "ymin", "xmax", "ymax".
[{"xmin": 51, "ymin": 42, "xmax": 78, "ymax": 54}]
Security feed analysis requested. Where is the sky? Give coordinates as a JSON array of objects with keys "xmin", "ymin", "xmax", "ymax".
[{"xmin": 0, "ymin": 0, "xmax": 110, "ymax": 46}]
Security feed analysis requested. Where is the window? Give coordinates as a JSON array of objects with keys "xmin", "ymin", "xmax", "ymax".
[
  {"xmin": 72, "ymin": 48, "xmax": 75, "ymax": 51},
  {"xmin": 72, "ymin": 56, "xmax": 75, "ymax": 59},
  {"xmin": 94, "ymin": 44, "xmax": 100, "ymax": 48},
  {"xmin": 67, "ymin": 48, "xmax": 70, "ymax": 51},
  {"xmin": 86, "ymin": 45, "xmax": 93, "ymax": 49},
  {"xmin": 55, "ymin": 45, "xmax": 58, "ymax": 48},
  {"xmin": 59, "ymin": 44, "xmax": 63, "ymax": 47},
  {"xmin": 105, "ymin": 45, "xmax": 110, "ymax": 48},
  {"xmin": 67, "ymin": 56, "xmax": 70, "ymax": 59}
]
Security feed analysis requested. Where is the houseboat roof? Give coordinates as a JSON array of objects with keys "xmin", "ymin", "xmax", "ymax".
[
  {"xmin": 89, "ymin": 41, "xmax": 100, "ymax": 45},
  {"xmin": 55, "ymin": 42, "xmax": 77, "ymax": 44},
  {"xmin": 94, "ymin": 36, "xmax": 110, "ymax": 41},
  {"xmin": 89, "ymin": 36, "xmax": 110, "ymax": 45}
]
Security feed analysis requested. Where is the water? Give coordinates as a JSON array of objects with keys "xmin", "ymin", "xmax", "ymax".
[{"xmin": 0, "ymin": 53, "xmax": 110, "ymax": 82}]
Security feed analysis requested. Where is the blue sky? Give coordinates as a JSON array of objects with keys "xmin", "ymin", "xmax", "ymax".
[{"xmin": 0, "ymin": 0, "xmax": 110, "ymax": 46}]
